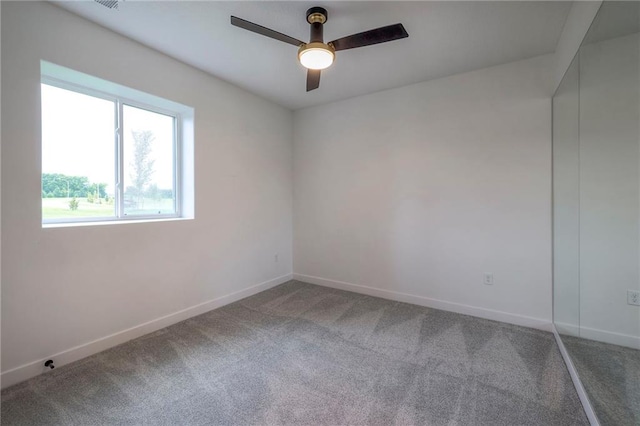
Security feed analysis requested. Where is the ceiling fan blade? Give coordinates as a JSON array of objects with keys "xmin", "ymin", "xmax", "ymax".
[
  {"xmin": 231, "ymin": 16, "xmax": 304, "ymax": 47},
  {"xmin": 307, "ymin": 69, "xmax": 321, "ymax": 92},
  {"xmin": 330, "ymin": 23, "xmax": 408, "ymax": 51}
]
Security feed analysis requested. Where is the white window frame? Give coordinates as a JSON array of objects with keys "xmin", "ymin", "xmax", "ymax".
[{"xmin": 41, "ymin": 61, "xmax": 194, "ymax": 227}]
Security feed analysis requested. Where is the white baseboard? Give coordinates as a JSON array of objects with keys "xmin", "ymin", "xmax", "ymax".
[
  {"xmin": 552, "ymin": 324, "xmax": 600, "ymax": 426},
  {"xmin": 554, "ymin": 321, "xmax": 639, "ymax": 350},
  {"xmin": 554, "ymin": 321, "xmax": 580, "ymax": 338},
  {"xmin": 579, "ymin": 326, "xmax": 640, "ymax": 350},
  {"xmin": 293, "ymin": 273, "xmax": 552, "ymax": 332},
  {"xmin": 1, "ymin": 273, "xmax": 293, "ymax": 390}
]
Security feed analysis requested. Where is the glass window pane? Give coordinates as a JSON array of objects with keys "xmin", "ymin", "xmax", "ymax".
[
  {"xmin": 122, "ymin": 104, "xmax": 176, "ymax": 216},
  {"xmin": 41, "ymin": 84, "xmax": 116, "ymax": 221}
]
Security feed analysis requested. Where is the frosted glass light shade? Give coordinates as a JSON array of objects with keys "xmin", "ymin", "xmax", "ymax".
[{"xmin": 298, "ymin": 43, "xmax": 335, "ymax": 70}]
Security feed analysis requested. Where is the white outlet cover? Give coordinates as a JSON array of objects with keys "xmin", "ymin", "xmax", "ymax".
[{"xmin": 627, "ymin": 290, "xmax": 640, "ymax": 306}]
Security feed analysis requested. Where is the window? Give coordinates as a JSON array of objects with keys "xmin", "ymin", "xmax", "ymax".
[{"xmin": 41, "ymin": 61, "xmax": 194, "ymax": 225}]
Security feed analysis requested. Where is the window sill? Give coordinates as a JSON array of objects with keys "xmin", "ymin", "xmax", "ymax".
[{"xmin": 42, "ymin": 216, "xmax": 193, "ymax": 229}]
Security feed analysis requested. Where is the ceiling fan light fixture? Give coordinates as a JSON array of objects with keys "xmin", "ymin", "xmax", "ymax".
[{"xmin": 298, "ymin": 42, "xmax": 335, "ymax": 70}]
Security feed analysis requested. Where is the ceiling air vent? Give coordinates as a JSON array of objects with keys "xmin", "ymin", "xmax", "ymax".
[{"xmin": 94, "ymin": 0, "xmax": 119, "ymax": 10}]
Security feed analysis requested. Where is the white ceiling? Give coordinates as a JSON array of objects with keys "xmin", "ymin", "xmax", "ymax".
[
  {"xmin": 583, "ymin": 1, "xmax": 639, "ymax": 45},
  {"xmin": 53, "ymin": 1, "xmax": 571, "ymax": 110}
]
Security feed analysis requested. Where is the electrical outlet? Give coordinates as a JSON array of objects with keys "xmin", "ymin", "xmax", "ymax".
[
  {"xmin": 628, "ymin": 290, "xmax": 640, "ymax": 306},
  {"xmin": 483, "ymin": 273, "xmax": 494, "ymax": 285}
]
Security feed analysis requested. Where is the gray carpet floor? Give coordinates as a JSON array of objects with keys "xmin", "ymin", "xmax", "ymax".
[
  {"xmin": 2, "ymin": 280, "xmax": 588, "ymax": 425},
  {"xmin": 561, "ymin": 334, "xmax": 640, "ymax": 426}
]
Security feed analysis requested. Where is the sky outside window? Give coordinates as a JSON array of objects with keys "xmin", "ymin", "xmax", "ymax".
[{"xmin": 41, "ymin": 84, "xmax": 115, "ymax": 194}]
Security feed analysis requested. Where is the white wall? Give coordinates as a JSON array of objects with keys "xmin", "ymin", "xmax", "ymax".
[
  {"xmin": 1, "ymin": 1, "xmax": 293, "ymax": 386},
  {"xmin": 293, "ymin": 55, "xmax": 555, "ymax": 327},
  {"xmin": 579, "ymin": 33, "xmax": 640, "ymax": 348},
  {"xmin": 553, "ymin": 0, "xmax": 602, "ymax": 92}
]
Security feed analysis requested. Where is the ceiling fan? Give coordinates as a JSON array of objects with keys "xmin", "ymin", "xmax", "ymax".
[{"xmin": 231, "ymin": 7, "xmax": 409, "ymax": 92}]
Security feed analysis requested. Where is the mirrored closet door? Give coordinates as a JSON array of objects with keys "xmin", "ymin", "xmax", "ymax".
[{"xmin": 553, "ymin": 2, "xmax": 640, "ymax": 425}]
